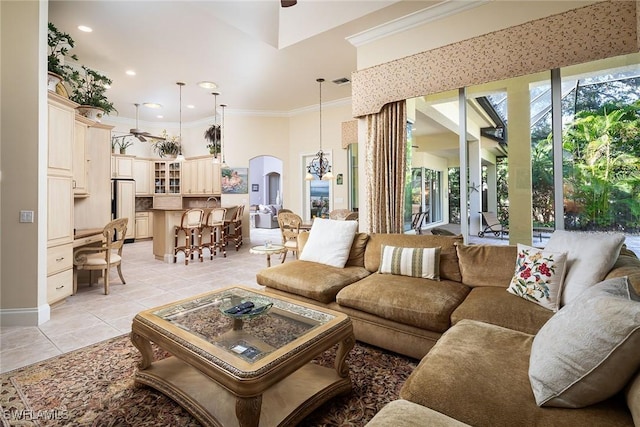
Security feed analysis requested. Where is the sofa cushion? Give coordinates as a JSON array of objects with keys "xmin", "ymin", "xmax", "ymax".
[
  {"xmin": 299, "ymin": 218, "xmax": 358, "ymax": 268},
  {"xmin": 450, "ymin": 287, "xmax": 553, "ymax": 335},
  {"xmin": 256, "ymin": 261, "xmax": 370, "ymax": 304},
  {"xmin": 605, "ymin": 246, "xmax": 640, "ymax": 293},
  {"xmin": 544, "ymin": 230, "xmax": 625, "ymax": 306},
  {"xmin": 379, "ymin": 245, "xmax": 441, "ymax": 280},
  {"xmin": 365, "ymin": 234, "xmax": 462, "ymax": 282},
  {"xmin": 506, "ymin": 244, "xmax": 567, "ymax": 311},
  {"xmin": 365, "ymin": 400, "xmax": 471, "ymax": 427},
  {"xmin": 455, "ymin": 244, "xmax": 517, "ymax": 287},
  {"xmin": 336, "ymin": 273, "xmax": 470, "ymax": 332},
  {"xmin": 346, "ymin": 232, "xmax": 369, "ymax": 267},
  {"xmin": 529, "ymin": 276, "xmax": 640, "ymax": 408},
  {"xmin": 400, "ymin": 319, "xmax": 634, "ymax": 427}
]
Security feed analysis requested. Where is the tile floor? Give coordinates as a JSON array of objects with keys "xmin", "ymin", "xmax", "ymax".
[{"xmin": 0, "ymin": 228, "xmax": 282, "ymax": 374}]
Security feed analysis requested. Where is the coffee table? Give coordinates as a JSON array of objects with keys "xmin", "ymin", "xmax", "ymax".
[{"xmin": 130, "ymin": 286, "xmax": 354, "ymax": 427}]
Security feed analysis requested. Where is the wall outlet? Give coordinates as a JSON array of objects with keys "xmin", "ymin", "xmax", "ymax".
[{"xmin": 20, "ymin": 210, "xmax": 34, "ymax": 223}]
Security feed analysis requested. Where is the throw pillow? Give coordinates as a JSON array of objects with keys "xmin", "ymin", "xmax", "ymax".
[
  {"xmin": 378, "ymin": 245, "xmax": 441, "ymax": 280},
  {"xmin": 299, "ymin": 218, "xmax": 358, "ymax": 268},
  {"xmin": 545, "ymin": 230, "xmax": 624, "ymax": 306},
  {"xmin": 528, "ymin": 276, "xmax": 640, "ymax": 408},
  {"xmin": 506, "ymin": 244, "xmax": 567, "ymax": 311}
]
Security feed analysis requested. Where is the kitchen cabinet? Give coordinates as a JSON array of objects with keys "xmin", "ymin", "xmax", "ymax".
[
  {"xmin": 135, "ymin": 211, "xmax": 153, "ymax": 239},
  {"xmin": 133, "ymin": 159, "xmax": 152, "ymax": 195},
  {"xmin": 181, "ymin": 157, "xmax": 221, "ymax": 195},
  {"xmin": 73, "ymin": 116, "xmax": 91, "ymax": 197},
  {"xmin": 153, "ymin": 161, "xmax": 181, "ymax": 194},
  {"xmin": 47, "ymin": 93, "xmax": 76, "ymax": 304},
  {"xmin": 112, "ymin": 154, "xmax": 134, "ymax": 178},
  {"xmin": 113, "ymin": 179, "xmax": 136, "ymax": 242}
]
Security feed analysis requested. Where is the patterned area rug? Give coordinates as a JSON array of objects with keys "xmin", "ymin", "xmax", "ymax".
[{"xmin": 1, "ymin": 335, "xmax": 417, "ymax": 426}]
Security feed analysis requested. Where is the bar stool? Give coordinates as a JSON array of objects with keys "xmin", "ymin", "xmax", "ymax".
[
  {"xmin": 225, "ymin": 205, "xmax": 245, "ymax": 251},
  {"xmin": 174, "ymin": 208, "xmax": 204, "ymax": 264},
  {"xmin": 201, "ymin": 207, "xmax": 227, "ymax": 259}
]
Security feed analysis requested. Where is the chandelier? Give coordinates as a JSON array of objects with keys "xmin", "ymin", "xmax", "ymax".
[
  {"xmin": 175, "ymin": 81, "xmax": 186, "ymax": 162},
  {"xmin": 305, "ymin": 78, "xmax": 333, "ymax": 181}
]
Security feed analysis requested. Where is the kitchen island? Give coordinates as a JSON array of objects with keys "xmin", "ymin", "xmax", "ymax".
[{"xmin": 152, "ymin": 206, "xmax": 239, "ymax": 262}]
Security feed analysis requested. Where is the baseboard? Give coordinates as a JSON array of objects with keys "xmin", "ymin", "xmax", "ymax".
[{"xmin": 0, "ymin": 304, "xmax": 50, "ymax": 326}]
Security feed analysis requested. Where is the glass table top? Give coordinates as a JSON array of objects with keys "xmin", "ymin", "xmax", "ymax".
[{"xmin": 151, "ymin": 287, "xmax": 335, "ymax": 363}]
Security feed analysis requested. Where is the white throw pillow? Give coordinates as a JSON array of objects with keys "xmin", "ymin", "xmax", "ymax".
[
  {"xmin": 506, "ymin": 244, "xmax": 567, "ymax": 311},
  {"xmin": 379, "ymin": 245, "xmax": 441, "ymax": 280},
  {"xmin": 544, "ymin": 230, "xmax": 624, "ymax": 306},
  {"xmin": 529, "ymin": 276, "xmax": 640, "ymax": 408},
  {"xmin": 299, "ymin": 218, "xmax": 358, "ymax": 268}
]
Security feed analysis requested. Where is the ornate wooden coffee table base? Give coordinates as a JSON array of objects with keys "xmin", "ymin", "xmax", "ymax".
[{"xmin": 130, "ymin": 286, "xmax": 354, "ymax": 427}]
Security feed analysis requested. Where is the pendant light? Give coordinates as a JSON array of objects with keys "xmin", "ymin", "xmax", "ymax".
[
  {"xmin": 209, "ymin": 92, "xmax": 221, "ymax": 164},
  {"xmin": 220, "ymin": 103, "xmax": 228, "ymax": 168},
  {"xmin": 175, "ymin": 81, "xmax": 186, "ymax": 162},
  {"xmin": 305, "ymin": 78, "xmax": 333, "ymax": 181}
]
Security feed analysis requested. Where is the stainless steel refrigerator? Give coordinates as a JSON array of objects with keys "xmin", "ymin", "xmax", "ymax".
[{"xmin": 111, "ymin": 178, "xmax": 136, "ymax": 243}]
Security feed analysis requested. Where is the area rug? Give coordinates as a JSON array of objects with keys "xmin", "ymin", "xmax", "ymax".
[{"xmin": 0, "ymin": 335, "xmax": 417, "ymax": 426}]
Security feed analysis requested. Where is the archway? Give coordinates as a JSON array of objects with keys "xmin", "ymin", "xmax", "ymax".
[{"xmin": 249, "ymin": 155, "xmax": 284, "ymax": 244}]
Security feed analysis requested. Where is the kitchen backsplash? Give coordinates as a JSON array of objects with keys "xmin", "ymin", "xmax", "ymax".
[{"xmin": 135, "ymin": 197, "xmax": 153, "ymax": 211}]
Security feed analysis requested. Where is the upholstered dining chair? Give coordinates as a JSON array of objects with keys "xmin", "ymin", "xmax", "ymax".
[
  {"xmin": 277, "ymin": 212, "xmax": 303, "ymax": 262},
  {"xmin": 174, "ymin": 208, "xmax": 205, "ymax": 264},
  {"xmin": 73, "ymin": 217, "xmax": 128, "ymax": 295},
  {"xmin": 201, "ymin": 207, "xmax": 227, "ymax": 259}
]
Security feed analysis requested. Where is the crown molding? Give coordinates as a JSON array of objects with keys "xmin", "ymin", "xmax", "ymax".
[{"xmin": 346, "ymin": 0, "xmax": 489, "ymax": 48}]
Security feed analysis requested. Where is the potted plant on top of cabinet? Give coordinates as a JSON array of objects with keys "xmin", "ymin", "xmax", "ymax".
[
  {"xmin": 153, "ymin": 130, "xmax": 181, "ymax": 158},
  {"xmin": 69, "ymin": 65, "xmax": 117, "ymax": 122},
  {"xmin": 47, "ymin": 22, "xmax": 79, "ymax": 93},
  {"xmin": 204, "ymin": 124, "xmax": 221, "ymax": 157}
]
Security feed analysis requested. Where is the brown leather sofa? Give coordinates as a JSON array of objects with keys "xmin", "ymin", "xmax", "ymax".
[{"xmin": 256, "ymin": 232, "xmax": 640, "ymax": 426}]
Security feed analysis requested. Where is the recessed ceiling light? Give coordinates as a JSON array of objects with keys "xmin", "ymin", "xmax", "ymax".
[
  {"xmin": 198, "ymin": 81, "xmax": 217, "ymax": 89},
  {"xmin": 126, "ymin": 70, "xmax": 136, "ymax": 76},
  {"xmin": 187, "ymin": 105, "xmax": 195, "ymax": 109},
  {"xmin": 143, "ymin": 103, "xmax": 162, "ymax": 109},
  {"xmin": 157, "ymin": 115, "xmax": 164, "ymax": 119},
  {"xmin": 78, "ymin": 25, "xmax": 93, "ymax": 32}
]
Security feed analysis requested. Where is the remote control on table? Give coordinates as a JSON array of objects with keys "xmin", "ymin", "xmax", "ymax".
[{"xmin": 225, "ymin": 301, "xmax": 255, "ymax": 315}]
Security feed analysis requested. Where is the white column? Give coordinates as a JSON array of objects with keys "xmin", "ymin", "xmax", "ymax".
[{"xmin": 468, "ymin": 140, "xmax": 482, "ymax": 236}]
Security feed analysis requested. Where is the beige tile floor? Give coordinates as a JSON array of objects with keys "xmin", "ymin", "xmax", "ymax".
[{"xmin": 0, "ymin": 228, "xmax": 282, "ymax": 374}]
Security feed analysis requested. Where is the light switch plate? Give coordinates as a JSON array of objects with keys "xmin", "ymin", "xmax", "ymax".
[{"xmin": 20, "ymin": 210, "xmax": 34, "ymax": 223}]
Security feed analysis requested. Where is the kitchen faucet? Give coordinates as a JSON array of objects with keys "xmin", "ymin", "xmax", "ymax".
[{"xmin": 206, "ymin": 197, "xmax": 218, "ymax": 208}]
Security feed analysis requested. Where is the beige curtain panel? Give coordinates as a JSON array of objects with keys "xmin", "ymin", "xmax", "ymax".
[{"xmin": 365, "ymin": 101, "xmax": 407, "ymax": 234}]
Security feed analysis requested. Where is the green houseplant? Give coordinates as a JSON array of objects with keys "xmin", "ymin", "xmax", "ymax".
[
  {"xmin": 47, "ymin": 22, "xmax": 79, "ymax": 91},
  {"xmin": 153, "ymin": 131, "xmax": 181, "ymax": 158},
  {"xmin": 69, "ymin": 65, "xmax": 116, "ymax": 121},
  {"xmin": 204, "ymin": 124, "xmax": 221, "ymax": 156}
]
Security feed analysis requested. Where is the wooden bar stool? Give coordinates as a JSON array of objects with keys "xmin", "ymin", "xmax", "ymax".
[
  {"xmin": 174, "ymin": 208, "xmax": 204, "ymax": 264},
  {"xmin": 201, "ymin": 207, "xmax": 227, "ymax": 259}
]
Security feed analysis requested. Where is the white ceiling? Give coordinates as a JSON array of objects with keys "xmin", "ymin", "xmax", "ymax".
[{"xmin": 48, "ymin": 0, "xmax": 441, "ymax": 124}]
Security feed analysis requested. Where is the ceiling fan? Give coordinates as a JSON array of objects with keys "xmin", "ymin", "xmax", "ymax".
[
  {"xmin": 281, "ymin": 0, "xmax": 297, "ymax": 7},
  {"xmin": 129, "ymin": 103, "xmax": 165, "ymax": 142}
]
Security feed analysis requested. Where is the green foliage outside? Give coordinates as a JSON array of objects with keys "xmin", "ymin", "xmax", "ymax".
[{"xmin": 562, "ymin": 101, "xmax": 640, "ymax": 231}]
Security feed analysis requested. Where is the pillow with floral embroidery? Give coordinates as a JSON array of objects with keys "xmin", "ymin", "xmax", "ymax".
[{"xmin": 507, "ymin": 244, "xmax": 568, "ymax": 311}]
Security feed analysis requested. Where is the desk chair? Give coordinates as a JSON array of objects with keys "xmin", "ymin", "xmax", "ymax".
[
  {"xmin": 174, "ymin": 208, "xmax": 205, "ymax": 264},
  {"xmin": 73, "ymin": 218, "xmax": 127, "ymax": 295}
]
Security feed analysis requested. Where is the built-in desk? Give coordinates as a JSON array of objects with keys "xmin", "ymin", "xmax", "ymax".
[{"xmin": 73, "ymin": 228, "xmax": 104, "ymax": 247}]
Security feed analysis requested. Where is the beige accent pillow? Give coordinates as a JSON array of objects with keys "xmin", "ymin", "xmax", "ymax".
[
  {"xmin": 299, "ymin": 218, "xmax": 358, "ymax": 268},
  {"xmin": 455, "ymin": 244, "xmax": 518, "ymax": 287},
  {"xmin": 529, "ymin": 276, "xmax": 640, "ymax": 408},
  {"xmin": 507, "ymin": 244, "xmax": 567, "ymax": 311},
  {"xmin": 545, "ymin": 230, "xmax": 625, "ymax": 306},
  {"xmin": 379, "ymin": 245, "xmax": 441, "ymax": 280}
]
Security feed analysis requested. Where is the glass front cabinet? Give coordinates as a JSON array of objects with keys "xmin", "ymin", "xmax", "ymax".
[{"xmin": 154, "ymin": 161, "xmax": 181, "ymax": 194}]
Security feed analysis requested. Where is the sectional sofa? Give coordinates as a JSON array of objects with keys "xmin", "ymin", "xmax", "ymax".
[{"xmin": 256, "ymin": 229, "xmax": 640, "ymax": 426}]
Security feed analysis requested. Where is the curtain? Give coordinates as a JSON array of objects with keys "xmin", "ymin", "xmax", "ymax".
[{"xmin": 365, "ymin": 101, "xmax": 407, "ymax": 233}]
